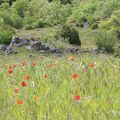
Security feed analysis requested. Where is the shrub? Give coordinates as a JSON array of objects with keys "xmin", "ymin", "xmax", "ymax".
[
  {"xmin": 91, "ymin": 23, "xmax": 98, "ymax": 29},
  {"xmin": 114, "ymin": 43, "xmax": 120, "ymax": 57},
  {"xmin": 60, "ymin": 0, "xmax": 73, "ymax": 4},
  {"xmin": 57, "ymin": 25, "xmax": 81, "ymax": 46},
  {"xmin": 12, "ymin": 0, "xmax": 28, "ymax": 18},
  {"xmin": 32, "ymin": 19, "xmax": 47, "ymax": 28},
  {"xmin": 0, "ymin": 22, "xmax": 15, "ymax": 44},
  {"xmin": 95, "ymin": 30, "xmax": 117, "ymax": 53}
]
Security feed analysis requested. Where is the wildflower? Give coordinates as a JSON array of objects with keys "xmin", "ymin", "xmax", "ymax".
[
  {"xmin": 69, "ymin": 57, "xmax": 74, "ymax": 61},
  {"xmin": 8, "ymin": 65, "xmax": 12, "ymax": 69},
  {"xmin": 31, "ymin": 62, "xmax": 36, "ymax": 67},
  {"xmin": 15, "ymin": 88, "xmax": 19, "ymax": 93},
  {"xmin": 72, "ymin": 73, "xmax": 78, "ymax": 79},
  {"xmin": 17, "ymin": 100, "xmax": 23, "ymax": 105},
  {"xmin": 22, "ymin": 81, "xmax": 26, "ymax": 87},
  {"xmin": 89, "ymin": 63, "xmax": 94, "ymax": 68},
  {"xmin": 82, "ymin": 66, "xmax": 87, "ymax": 72},
  {"xmin": 74, "ymin": 95, "xmax": 81, "ymax": 101},
  {"xmin": 8, "ymin": 69, "xmax": 12, "ymax": 74},
  {"xmin": 21, "ymin": 61, "xmax": 26, "ymax": 66},
  {"xmin": 43, "ymin": 75, "xmax": 48, "ymax": 78},
  {"xmin": 14, "ymin": 64, "xmax": 16, "ymax": 68},
  {"xmin": 24, "ymin": 75, "xmax": 30, "ymax": 80}
]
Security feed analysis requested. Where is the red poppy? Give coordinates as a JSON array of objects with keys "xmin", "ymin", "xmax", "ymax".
[
  {"xmin": 8, "ymin": 69, "xmax": 12, "ymax": 74},
  {"xmin": 14, "ymin": 64, "xmax": 16, "ymax": 68},
  {"xmin": 1, "ymin": 64, "xmax": 5, "ymax": 68},
  {"xmin": 72, "ymin": 73, "xmax": 78, "ymax": 79},
  {"xmin": 22, "ymin": 81, "xmax": 26, "ymax": 87},
  {"xmin": 43, "ymin": 75, "xmax": 48, "ymax": 78},
  {"xmin": 17, "ymin": 100, "xmax": 23, "ymax": 105},
  {"xmin": 8, "ymin": 65, "xmax": 12, "ymax": 69},
  {"xmin": 89, "ymin": 63, "xmax": 94, "ymax": 68},
  {"xmin": 74, "ymin": 95, "xmax": 81, "ymax": 101},
  {"xmin": 15, "ymin": 88, "xmax": 19, "ymax": 93},
  {"xmin": 21, "ymin": 61, "xmax": 26, "ymax": 66},
  {"xmin": 69, "ymin": 57, "xmax": 74, "ymax": 61},
  {"xmin": 31, "ymin": 62, "xmax": 36, "ymax": 67},
  {"xmin": 24, "ymin": 75, "xmax": 30, "ymax": 80}
]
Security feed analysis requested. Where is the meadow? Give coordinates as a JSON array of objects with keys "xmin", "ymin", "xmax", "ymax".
[{"xmin": 0, "ymin": 53, "xmax": 120, "ymax": 120}]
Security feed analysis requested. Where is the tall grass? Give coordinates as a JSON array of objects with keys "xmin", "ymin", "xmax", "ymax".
[{"xmin": 0, "ymin": 54, "xmax": 120, "ymax": 120}]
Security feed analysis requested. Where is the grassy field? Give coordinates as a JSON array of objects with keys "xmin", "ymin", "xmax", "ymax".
[
  {"xmin": 16, "ymin": 27, "xmax": 96, "ymax": 49},
  {"xmin": 0, "ymin": 53, "xmax": 120, "ymax": 120}
]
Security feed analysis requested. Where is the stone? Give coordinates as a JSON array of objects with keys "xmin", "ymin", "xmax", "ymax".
[
  {"xmin": 5, "ymin": 47, "xmax": 17, "ymax": 55},
  {"xmin": 0, "ymin": 45, "xmax": 7, "ymax": 51},
  {"xmin": 25, "ymin": 46, "xmax": 33, "ymax": 51}
]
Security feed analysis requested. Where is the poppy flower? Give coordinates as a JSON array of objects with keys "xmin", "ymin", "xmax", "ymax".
[
  {"xmin": 24, "ymin": 75, "xmax": 30, "ymax": 80},
  {"xmin": 89, "ymin": 63, "xmax": 94, "ymax": 68},
  {"xmin": 8, "ymin": 69, "xmax": 12, "ymax": 74},
  {"xmin": 15, "ymin": 88, "xmax": 19, "ymax": 93},
  {"xmin": 21, "ymin": 61, "xmax": 26, "ymax": 66},
  {"xmin": 17, "ymin": 100, "xmax": 23, "ymax": 105},
  {"xmin": 9, "ymin": 66, "xmax": 12, "ymax": 69},
  {"xmin": 69, "ymin": 57, "xmax": 74, "ymax": 61},
  {"xmin": 1, "ymin": 64, "xmax": 5, "ymax": 68},
  {"xmin": 31, "ymin": 62, "xmax": 36, "ymax": 67},
  {"xmin": 72, "ymin": 73, "xmax": 78, "ymax": 79},
  {"xmin": 43, "ymin": 75, "xmax": 48, "ymax": 78},
  {"xmin": 22, "ymin": 81, "xmax": 26, "ymax": 87},
  {"xmin": 14, "ymin": 64, "xmax": 16, "ymax": 68},
  {"xmin": 74, "ymin": 95, "xmax": 81, "ymax": 101}
]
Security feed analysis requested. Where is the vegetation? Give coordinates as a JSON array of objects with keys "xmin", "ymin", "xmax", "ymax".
[
  {"xmin": 0, "ymin": 54, "xmax": 120, "ymax": 120},
  {"xmin": 57, "ymin": 25, "xmax": 81, "ymax": 46}
]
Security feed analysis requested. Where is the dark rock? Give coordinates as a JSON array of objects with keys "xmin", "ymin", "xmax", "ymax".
[
  {"xmin": 0, "ymin": 45, "xmax": 7, "ymax": 51},
  {"xmin": 25, "ymin": 46, "xmax": 33, "ymax": 51},
  {"xmin": 50, "ymin": 48, "xmax": 62, "ymax": 53},
  {"xmin": 20, "ymin": 37, "xmax": 30, "ymax": 45},
  {"xmin": 69, "ymin": 48, "xmax": 80, "ymax": 53},
  {"xmin": 5, "ymin": 47, "xmax": 17, "ymax": 55},
  {"xmin": 31, "ymin": 41, "xmax": 42, "ymax": 51},
  {"xmin": 10, "ymin": 36, "xmax": 30, "ymax": 46}
]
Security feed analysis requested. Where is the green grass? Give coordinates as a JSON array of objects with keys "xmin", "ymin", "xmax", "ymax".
[
  {"xmin": 16, "ymin": 27, "xmax": 96, "ymax": 49},
  {"xmin": 0, "ymin": 53, "xmax": 120, "ymax": 120}
]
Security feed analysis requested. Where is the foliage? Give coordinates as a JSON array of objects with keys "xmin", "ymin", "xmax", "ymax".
[
  {"xmin": 0, "ymin": 22, "xmax": 15, "ymax": 44},
  {"xmin": 0, "ymin": 54, "xmax": 120, "ymax": 119},
  {"xmin": 95, "ymin": 30, "xmax": 117, "ymax": 53},
  {"xmin": 57, "ymin": 25, "xmax": 81, "ymax": 46},
  {"xmin": 114, "ymin": 43, "xmax": 120, "ymax": 57}
]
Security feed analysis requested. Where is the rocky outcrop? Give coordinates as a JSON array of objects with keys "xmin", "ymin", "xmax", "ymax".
[
  {"xmin": 0, "ymin": 45, "xmax": 7, "ymax": 51},
  {"xmin": 10, "ymin": 36, "xmax": 30, "ymax": 47},
  {"xmin": 5, "ymin": 47, "xmax": 17, "ymax": 55}
]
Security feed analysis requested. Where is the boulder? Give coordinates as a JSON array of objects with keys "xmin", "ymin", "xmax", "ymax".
[
  {"xmin": 0, "ymin": 45, "xmax": 7, "ymax": 51},
  {"xmin": 5, "ymin": 47, "xmax": 17, "ymax": 55},
  {"xmin": 50, "ymin": 48, "xmax": 62, "ymax": 53},
  {"xmin": 20, "ymin": 37, "xmax": 30, "ymax": 45},
  {"xmin": 10, "ymin": 36, "xmax": 30, "ymax": 46},
  {"xmin": 31, "ymin": 41, "xmax": 42, "ymax": 51},
  {"xmin": 10, "ymin": 36, "xmax": 21, "ymax": 46},
  {"xmin": 25, "ymin": 46, "xmax": 33, "ymax": 51}
]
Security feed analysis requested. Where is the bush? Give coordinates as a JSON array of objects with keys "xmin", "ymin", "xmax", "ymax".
[
  {"xmin": 60, "ymin": 0, "xmax": 73, "ymax": 4},
  {"xmin": 57, "ymin": 25, "xmax": 81, "ymax": 46},
  {"xmin": 0, "ymin": 22, "xmax": 15, "ymax": 44},
  {"xmin": 95, "ymin": 30, "xmax": 117, "ymax": 53},
  {"xmin": 91, "ymin": 23, "xmax": 98, "ymax": 29},
  {"xmin": 12, "ymin": 0, "xmax": 28, "ymax": 18},
  {"xmin": 114, "ymin": 43, "xmax": 120, "ymax": 57},
  {"xmin": 32, "ymin": 19, "xmax": 47, "ymax": 28}
]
